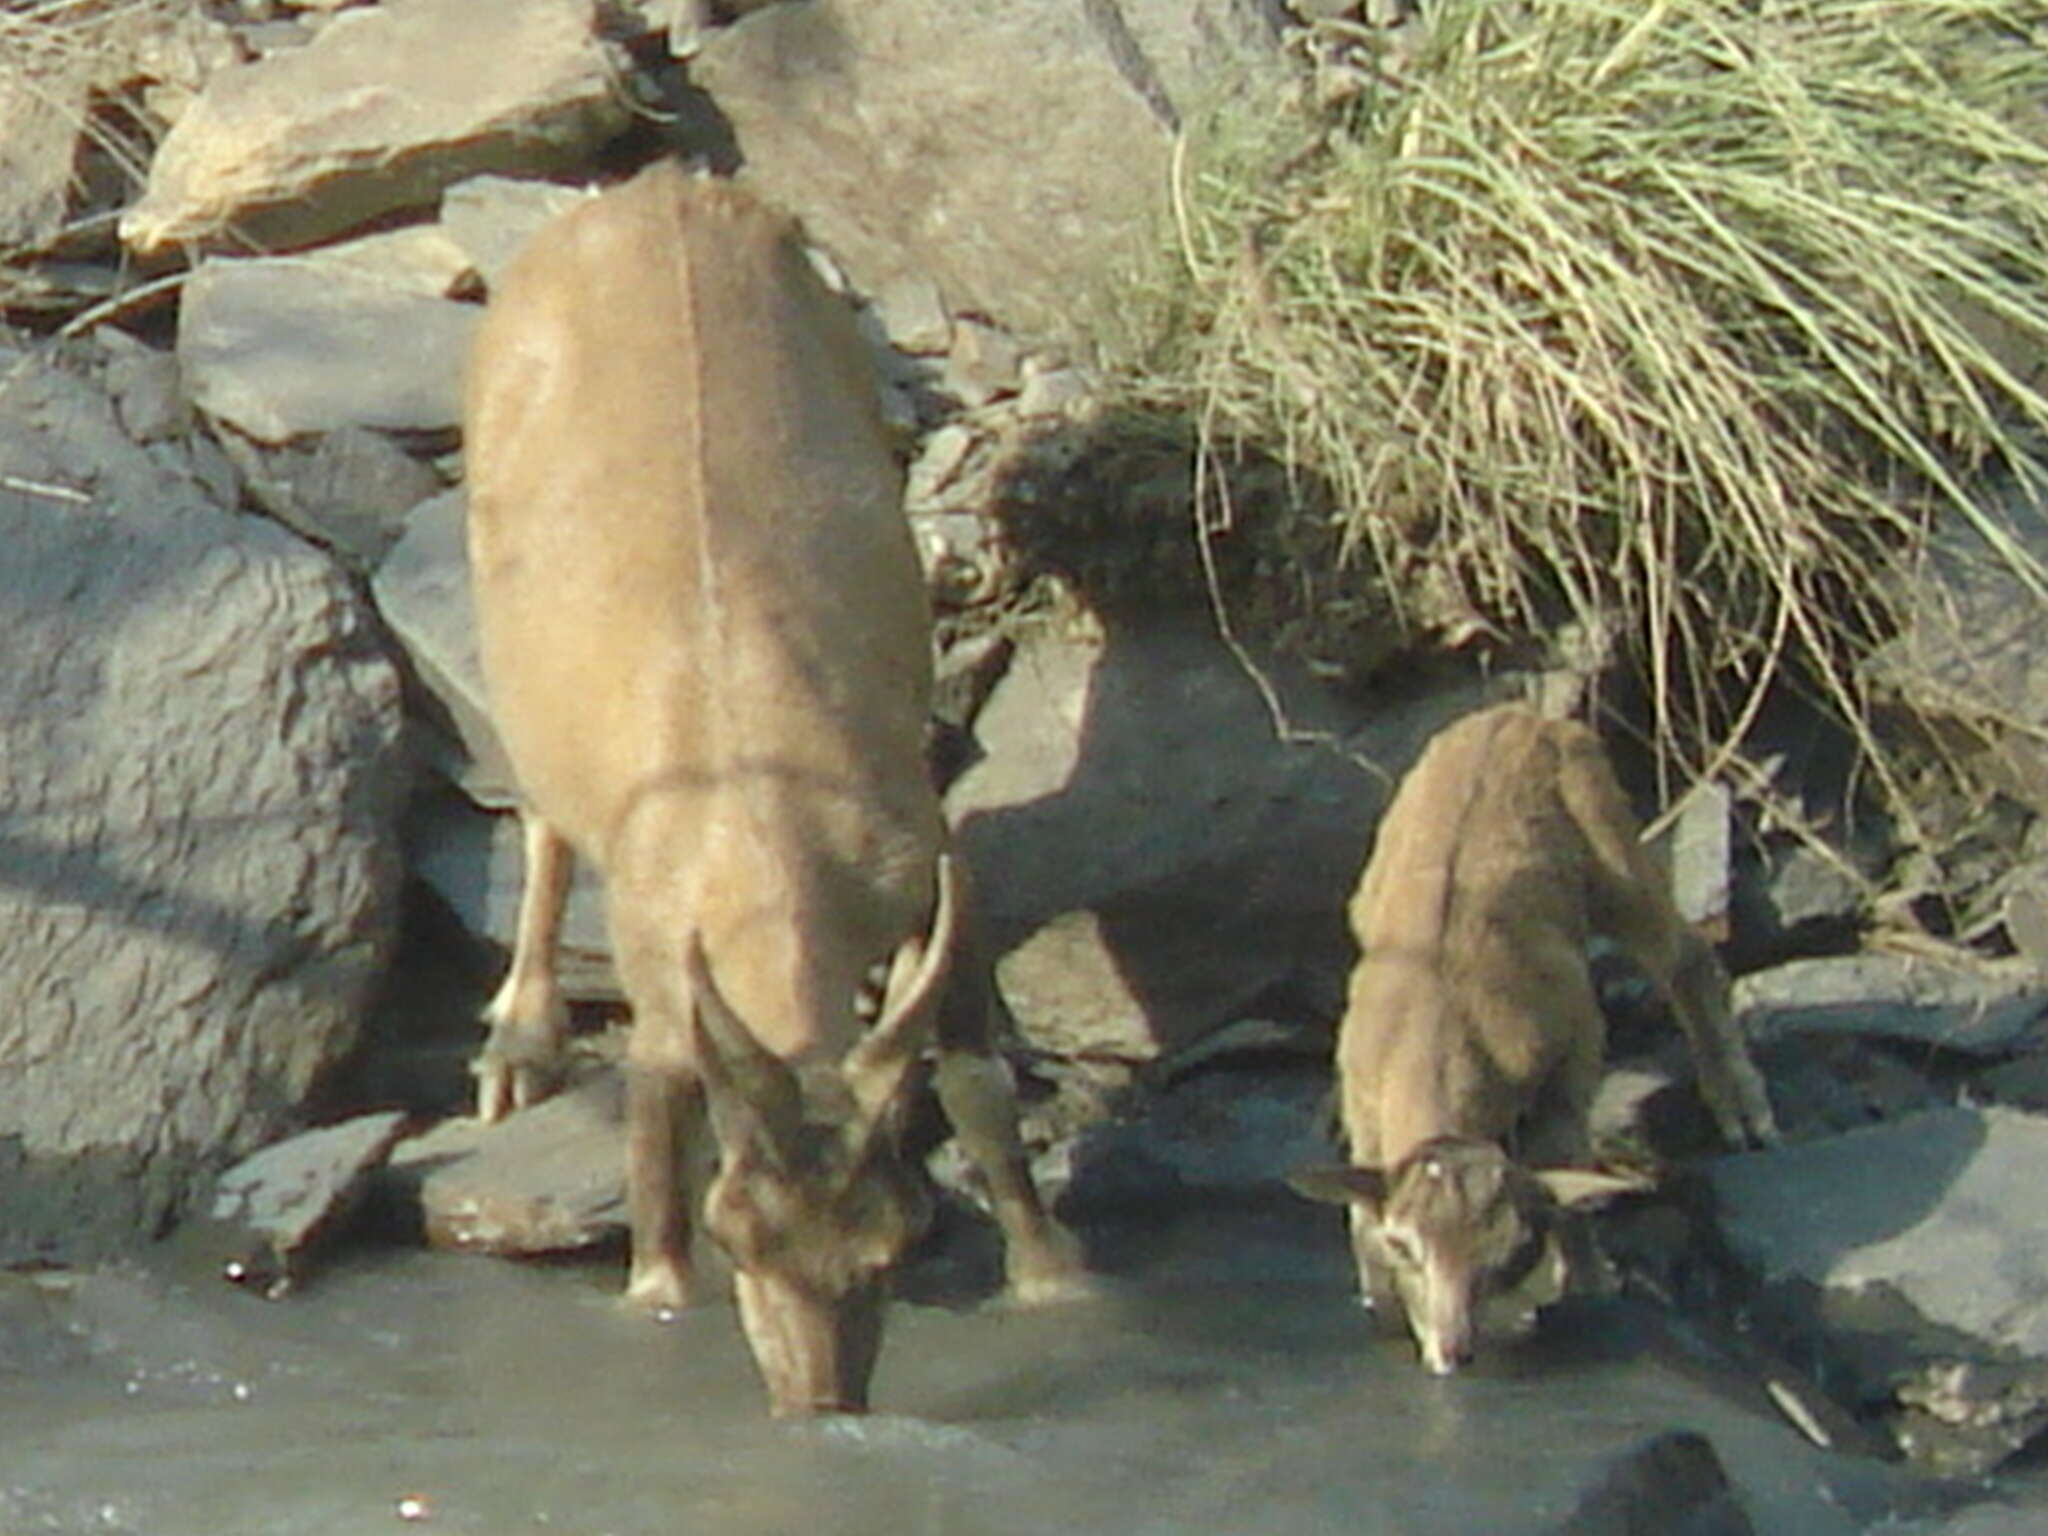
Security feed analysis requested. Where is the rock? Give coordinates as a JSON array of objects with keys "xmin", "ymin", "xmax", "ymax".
[
  {"xmin": 1, "ymin": 4, "xmax": 231, "ymax": 255},
  {"xmin": 947, "ymin": 616, "xmax": 1496, "ymax": 1061},
  {"xmin": 1749, "ymin": 1032, "xmax": 1941, "ymax": 1142},
  {"xmin": 437, "ymin": 174, "xmax": 588, "ymax": 294},
  {"xmin": 206, "ymin": 1110, "xmax": 410, "ymax": 1297},
  {"xmin": 1660, "ymin": 781, "xmax": 1732, "ymax": 939},
  {"xmin": 368, "ymin": 488, "xmax": 514, "ymax": 801},
  {"xmin": 1998, "ymin": 859, "xmax": 2048, "ymax": 967},
  {"xmin": 1862, "ymin": 480, "xmax": 2048, "ymax": 813},
  {"xmin": 1905, "ymin": 1508, "xmax": 2048, "ymax": 1536},
  {"xmin": 1042, "ymin": 1062, "xmax": 1332, "ymax": 1212},
  {"xmin": 387, "ymin": 1068, "xmax": 626, "ymax": 1255},
  {"xmin": 177, "ymin": 226, "xmax": 481, "ymax": 445},
  {"xmin": 1016, "ymin": 360, "xmax": 1095, "ymax": 418},
  {"xmin": 1551, "ymin": 1430, "xmax": 1755, "ymax": 1536},
  {"xmin": 121, "ymin": 0, "xmax": 629, "ymax": 255},
  {"xmin": 1709, "ymin": 1106, "xmax": 2048, "ymax": 1473},
  {"xmin": 95, "ymin": 330, "xmax": 192, "ymax": 445},
  {"xmin": 1970, "ymin": 1049, "xmax": 2048, "ymax": 1112},
  {"xmin": 944, "ymin": 318, "xmax": 1026, "ymax": 409},
  {"xmin": 1730, "ymin": 838, "xmax": 1866, "ymax": 967},
  {"xmin": 404, "ymin": 785, "xmax": 617, "ymax": 1002},
  {"xmin": 223, "ymin": 424, "xmax": 445, "ymax": 570},
  {"xmin": 1734, "ymin": 954, "xmax": 2048, "ymax": 1056},
  {"xmin": 1711, "ymin": 1107, "xmax": 2048, "ymax": 1359},
  {"xmin": 1893, "ymin": 1358, "xmax": 2048, "ymax": 1477},
  {"xmin": 689, "ymin": 0, "xmax": 1286, "ymax": 346},
  {"xmin": 871, "ymin": 272, "xmax": 952, "ymax": 356},
  {"xmin": 0, "ymin": 65, "xmax": 85, "ymax": 255},
  {"xmin": 0, "ymin": 347, "xmax": 407, "ymax": 1261}
]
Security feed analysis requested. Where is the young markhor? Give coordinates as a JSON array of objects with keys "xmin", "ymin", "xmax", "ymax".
[{"xmin": 1295, "ymin": 704, "xmax": 1776, "ymax": 1374}]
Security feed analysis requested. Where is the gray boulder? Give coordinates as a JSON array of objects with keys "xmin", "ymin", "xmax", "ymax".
[
  {"xmin": 689, "ymin": 0, "xmax": 1288, "ymax": 347},
  {"xmin": 1711, "ymin": 1108, "xmax": 2048, "ymax": 1358},
  {"xmin": 0, "ymin": 346, "xmax": 407, "ymax": 1261},
  {"xmin": 948, "ymin": 617, "xmax": 1495, "ymax": 1061},
  {"xmin": 120, "ymin": 0, "xmax": 628, "ymax": 255},
  {"xmin": 1710, "ymin": 1107, "xmax": 2048, "ymax": 1472}
]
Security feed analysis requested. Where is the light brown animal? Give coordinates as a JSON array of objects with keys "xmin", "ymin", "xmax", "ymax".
[
  {"xmin": 1293, "ymin": 704, "xmax": 1776, "ymax": 1375},
  {"xmin": 463, "ymin": 163, "xmax": 1082, "ymax": 1417}
]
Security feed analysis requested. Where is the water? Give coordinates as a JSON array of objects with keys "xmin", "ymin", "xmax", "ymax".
[{"xmin": 0, "ymin": 1201, "xmax": 1996, "ymax": 1535}]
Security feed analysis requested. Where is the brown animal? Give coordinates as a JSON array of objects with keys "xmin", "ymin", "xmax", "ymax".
[
  {"xmin": 1292, "ymin": 704, "xmax": 1776, "ymax": 1375},
  {"xmin": 463, "ymin": 163, "xmax": 1082, "ymax": 1417}
]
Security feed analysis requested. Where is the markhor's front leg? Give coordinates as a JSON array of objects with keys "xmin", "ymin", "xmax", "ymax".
[{"xmin": 475, "ymin": 812, "xmax": 573, "ymax": 1123}]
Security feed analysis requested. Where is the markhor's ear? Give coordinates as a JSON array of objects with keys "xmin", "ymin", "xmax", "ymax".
[
  {"xmin": 1531, "ymin": 1167, "xmax": 1654, "ymax": 1209},
  {"xmin": 1288, "ymin": 1165, "xmax": 1389, "ymax": 1210}
]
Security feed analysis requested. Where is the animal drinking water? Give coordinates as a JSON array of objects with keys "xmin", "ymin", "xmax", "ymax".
[{"xmin": 463, "ymin": 163, "xmax": 1081, "ymax": 1416}]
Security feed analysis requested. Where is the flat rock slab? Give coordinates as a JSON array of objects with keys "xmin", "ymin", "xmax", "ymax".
[
  {"xmin": 121, "ymin": 0, "xmax": 624, "ymax": 254},
  {"xmin": 178, "ymin": 227, "xmax": 480, "ymax": 443},
  {"xmin": 209, "ymin": 1110, "xmax": 410, "ymax": 1294},
  {"xmin": 1734, "ymin": 954, "xmax": 2048, "ymax": 1056},
  {"xmin": 389, "ymin": 1070, "xmax": 626, "ymax": 1256},
  {"xmin": 1710, "ymin": 1107, "xmax": 2048, "ymax": 1357}
]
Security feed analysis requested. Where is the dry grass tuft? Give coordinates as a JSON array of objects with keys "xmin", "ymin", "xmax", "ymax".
[{"xmin": 1110, "ymin": 0, "xmax": 2048, "ymax": 815}]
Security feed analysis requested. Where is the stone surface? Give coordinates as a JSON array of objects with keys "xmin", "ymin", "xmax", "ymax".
[
  {"xmin": 1042, "ymin": 1063, "xmax": 1332, "ymax": 1211},
  {"xmin": 0, "ymin": 1, "xmax": 229, "ymax": 254},
  {"xmin": 947, "ymin": 617, "xmax": 1495, "ymax": 1060},
  {"xmin": 225, "ymin": 424, "xmax": 446, "ymax": 569},
  {"xmin": 1731, "ymin": 838, "xmax": 1866, "ymax": 967},
  {"xmin": 1552, "ymin": 1430, "xmax": 1755, "ymax": 1536},
  {"xmin": 0, "ymin": 68, "xmax": 84, "ymax": 254},
  {"xmin": 1862, "ymin": 481, "xmax": 2048, "ymax": 812},
  {"xmin": 1710, "ymin": 1107, "xmax": 2048, "ymax": 1358},
  {"xmin": 0, "ymin": 349, "xmax": 407, "ymax": 1260},
  {"xmin": 437, "ymin": 173, "xmax": 588, "ymax": 294},
  {"xmin": 388, "ymin": 1070, "xmax": 626, "ymax": 1255},
  {"xmin": 121, "ymin": 0, "xmax": 628, "ymax": 254},
  {"xmin": 1734, "ymin": 954, "xmax": 2048, "ymax": 1056},
  {"xmin": 1661, "ymin": 780, "xmax": 1732, "ymax": 938},
  {"xmin": 96, "ymin": 330, "xmax": 192, "ymax": 445},
  {"xmin": 688, "ymin": 0, "xmax": 1286, "ymax": 347},
  {"xmin": 404, "ymin": 786, "xmax": 616, "ymax": 1001},
  {"xmin": 177, "ymin": 226, "xmax": 480, "ymax": 444},
  {"xmin": 369, "ymin": 487, "xmax": 514, "ymax": 800},
  {"xmin": 207, "ymin": 1110, "xmax": 410, "ymax": 1296}
]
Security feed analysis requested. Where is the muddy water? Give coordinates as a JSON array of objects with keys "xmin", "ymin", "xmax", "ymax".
[{"xmin": 0, "ymin": 1200, "xmax": 1989, "ymax": 1535}]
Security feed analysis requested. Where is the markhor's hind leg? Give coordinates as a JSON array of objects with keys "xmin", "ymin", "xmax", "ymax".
[
  {"xmin": 932, "ymin": 929, "xmax": 1088, "ymax": 1303},
  {"xmin": 1665, "ymin": 928, "xmax": 1779, "ymax": 1148},
  {"xmin": 1556, "ymin": 727, "xmax": 1779, "ymax": 1148}
]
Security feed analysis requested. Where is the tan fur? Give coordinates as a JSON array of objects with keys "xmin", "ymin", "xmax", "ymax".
[
  {"xmin": 463, "ymin": 163, "xmax": 1080, "ymax": 1417},
  {"xmin": 1304, "ymin": 704, "xmax": 1775, "ymax": 1373}
]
